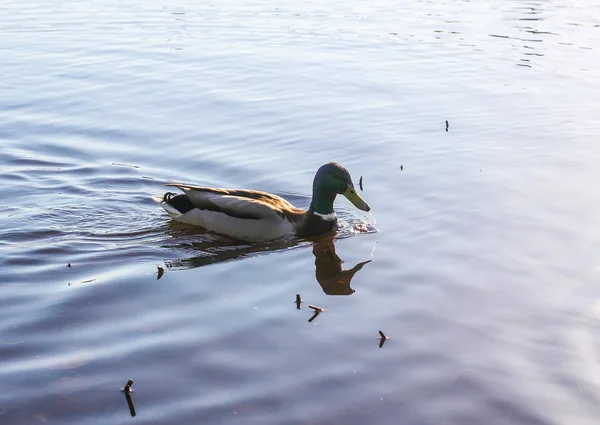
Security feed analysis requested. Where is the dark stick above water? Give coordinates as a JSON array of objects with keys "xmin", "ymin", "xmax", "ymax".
[
  {"xmin": 378, "ymin": 330, "xmax": 388, "ymax": 348},
  {"xmin": 295, "ymin": 294, "xmax": 302, "ymax": 309},
  {"xmin": 123, "ymin": 379, "xmax": 136, "ymax": 417}
]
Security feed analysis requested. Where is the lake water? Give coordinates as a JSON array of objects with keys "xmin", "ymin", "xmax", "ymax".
[{"xmin": 2, "ymin": 1, "xmax": 600, "ymax": 424}]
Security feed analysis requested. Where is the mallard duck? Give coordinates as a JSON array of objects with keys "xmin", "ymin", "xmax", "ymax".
[{"xmin": 153, "ymin": 162, "xmax": 370, "ymax": 242}]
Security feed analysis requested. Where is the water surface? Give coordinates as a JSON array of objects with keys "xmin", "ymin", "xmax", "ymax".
[{"xmin": 2, "ymin": 1, "xmax": 600, "ymax": 424}]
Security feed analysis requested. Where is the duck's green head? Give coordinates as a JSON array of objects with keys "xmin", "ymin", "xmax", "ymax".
[{"xmin": 310, "ymin": 162, "xmax": 371, "ymax": 215}]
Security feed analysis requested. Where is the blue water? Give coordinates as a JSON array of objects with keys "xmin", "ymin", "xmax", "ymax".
[{"xmin": 2, "ymin": 1, "xmax": 600, "ymax": 424}]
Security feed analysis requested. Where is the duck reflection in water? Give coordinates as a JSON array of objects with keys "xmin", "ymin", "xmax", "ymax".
[
  {"xmin": 163, "ymin": 224, "xmax": 372, "ymax": 295},
  {"xmin": 312, "ymin": 236, "xmax": 371, "ymax": 295}
]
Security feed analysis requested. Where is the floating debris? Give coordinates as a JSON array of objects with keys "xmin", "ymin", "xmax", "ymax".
[
  {"xmin": 81, "ymin": 279, "xmax": 96, "ymax": 284},
  {"xmin": 445, "ymin": 120, "xmax": 449, "ymax": 132},
  {"xmin": 122, "ymin": 379, "xmax": 136, "ymax": 417},
  {"xmin": 308, "ymin": 311, "xmax": 320, "ymax": 323},
  {"xmin": 157, "ymin": 265, "xmax": 165, "ymax": 280},
  {"xmin": 295, "ymin": 294, "xmax": 302, "ymax": 309},
  {"xmin": 400, "ymin": 165, "xmax": 404, "ymax": 171},
  {"xmin": 308, "ymin": 304, "xmax": 324, "ymax": 312},
  {"xmin": 359, "ymin": 176, "xmax": 363, "ymax": 191},
  {"xmin": 378, "ymin": 330, "xmax": 389, "ymax": 348},
  {"xmin": 67, "ymin": 263, "xmax": 72, "ymax": 268},
  {"xmin": 112, "ymin": 162, "xmax": 141, "ymax": 169}
]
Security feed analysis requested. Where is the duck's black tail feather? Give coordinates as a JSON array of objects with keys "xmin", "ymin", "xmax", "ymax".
[{"xmin": 163, "ymin": 192, "xmax": 195, "ymax": 214}]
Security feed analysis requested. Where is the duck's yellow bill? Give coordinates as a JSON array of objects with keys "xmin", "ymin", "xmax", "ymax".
[{"xmin": 343, "ymin": 187, "xmax": 371, "ymax": 212}]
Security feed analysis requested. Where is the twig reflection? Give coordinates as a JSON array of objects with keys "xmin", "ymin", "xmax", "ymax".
[{"xmin": 308, "ymin": 310, "xmax": 321, "ymax": 322}]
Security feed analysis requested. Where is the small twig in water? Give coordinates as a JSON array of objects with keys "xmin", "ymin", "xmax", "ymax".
[
  {"xmin": 308, "ymin": 311, "xmax": 321, "ymax": 323},
  {"xmin": 445, "ymin": 120, "xmax": 449, "ymax": 132},
  {"xmin": 308, "ymin": 304, "xmax": 324, "ymax": 312},
  {"xmin": 359, "ymin": 176, "xmax": 363, "ymax": 191},
  {"xmin": 123, "ymin": 379, "xmax": 136, "ymax": 417},
  {"xmin": 378, "ymin": 330, "xmax": 389, "ymax": 348}
]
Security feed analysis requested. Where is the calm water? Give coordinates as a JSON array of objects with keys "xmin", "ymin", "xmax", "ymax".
[{"xmin": 2, "ymin": 1, "xmax": 600, "ymax": 424}]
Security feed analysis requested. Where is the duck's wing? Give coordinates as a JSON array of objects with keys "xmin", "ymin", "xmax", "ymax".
[{"xmin": 166, "ymin": 184, "xmax": 304, "ymax": 221}]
